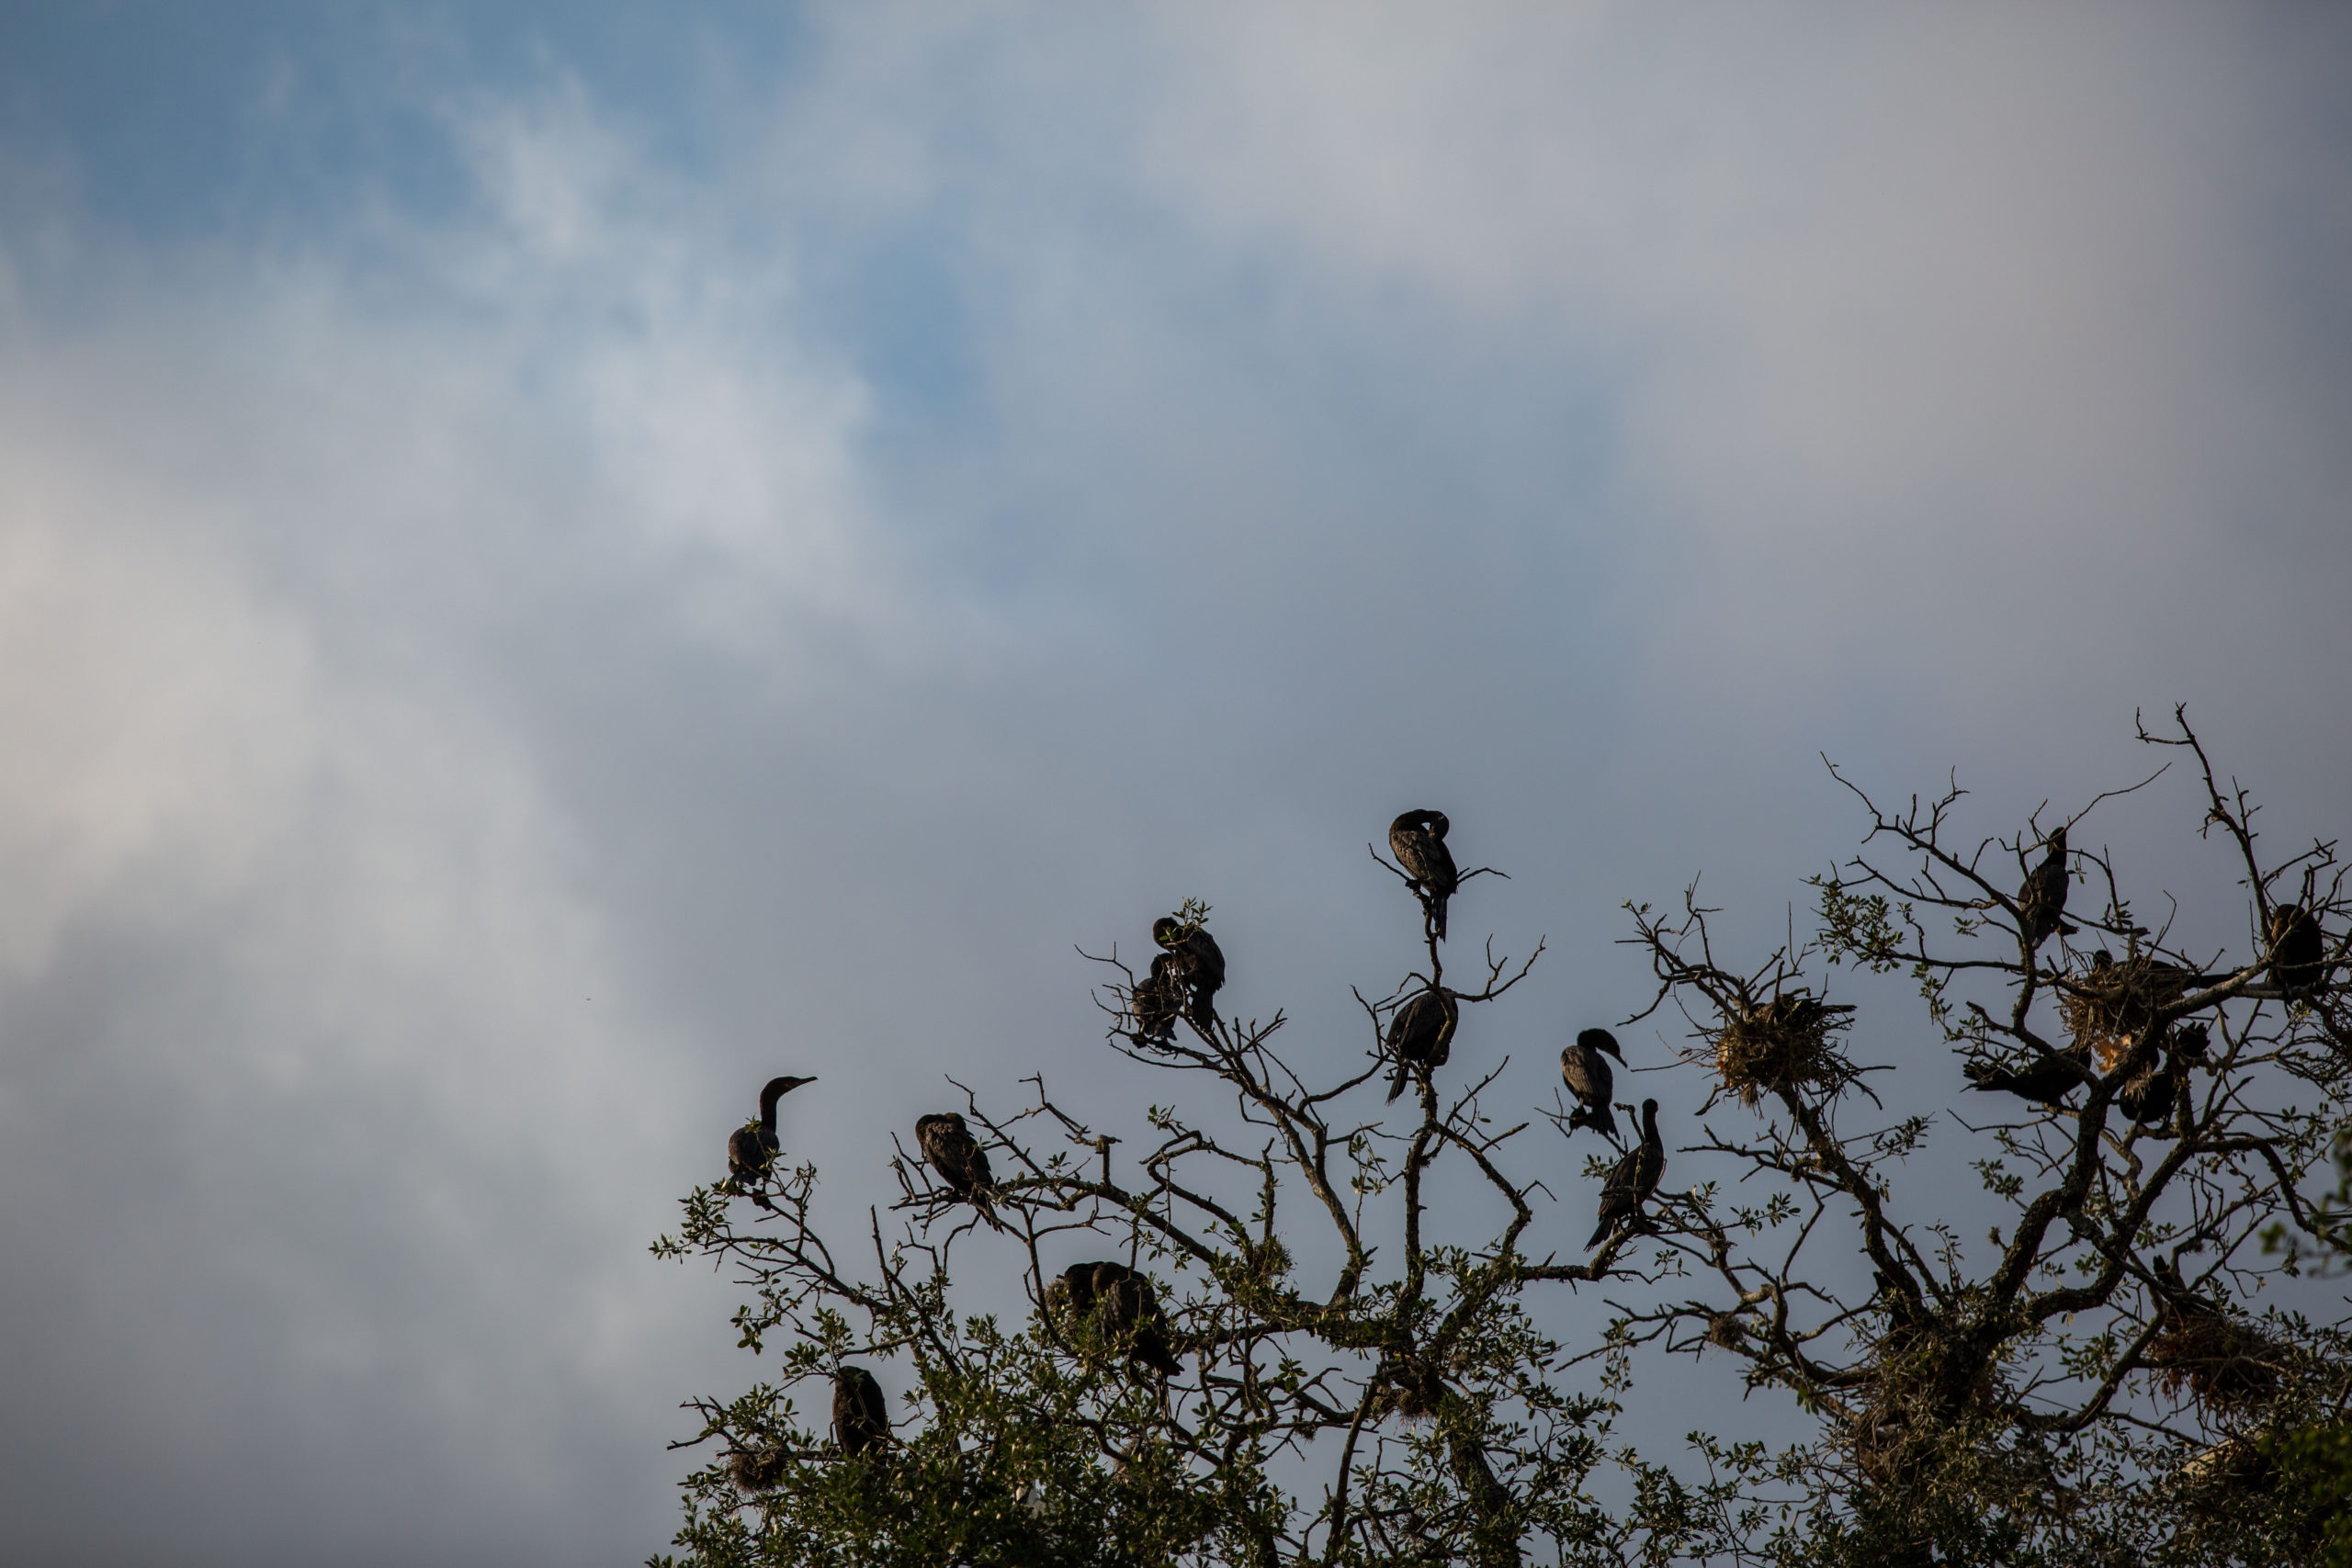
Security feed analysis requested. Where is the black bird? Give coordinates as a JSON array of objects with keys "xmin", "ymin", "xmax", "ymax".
[
  {"xmin": 2268, "ymin": 904, "xmax": 2325, "ymax": 998},
  {"xmin": 2149, "ymin": 1255, "xmax": 2212, "ymax": 1325},
  {"xmin": 2171, "ymin": 1021, "xmax": 2211, "ymax": 1066},
  {"xmin": 1385, "ymin": 987, "xmax": 1458, "ymax": 1102},
  {"xmin": 832, "ymin": 1366, "xmax": 889, "ymax": 1457},
  {"xmin": 2018, "ymin": 825, "xmax": 2073, "ymax": 952},
  {"xmin": 1964, "ymin": 1043, "xmax": 2090, "ymax": 1107},
  {"xmin": 1561, "ymin": 1028, "xmax": 1624, "ymax": 1142},
  {"xmin": 1588, "ymin": 1099, "xmax": 1664, "ymax": 1248},
  {"xmin": 2118, "ymin": 1056, "xmax": 2179, "ymax": 1128},
  {"xmin": 1049, "ymin": 1260, "xmax": 1182, "ymax": 1376},
  {"xmin": 915, "ymin": 1112, "xmax": 1003, "ymax": 1230},
  {"xmin": 727, "ymin": 1075, "xmax": 817, "ymax": 1210},
  {"xmin": 1388, "ymin": 810, "xmax": 1460, "ymax": 942},
  {"xmin": 1127, "ymin": 953, "xmax": 1182, "ymax": 1044},
  {"xmin": 1153, "ymin": 917, "xmax": 1227, "ymax": 1033}
]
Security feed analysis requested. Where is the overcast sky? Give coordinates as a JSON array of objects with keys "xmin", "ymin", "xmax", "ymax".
[{"xmin": 2, "ymin": 5, "xmax": 2349, "ymax": 1564}]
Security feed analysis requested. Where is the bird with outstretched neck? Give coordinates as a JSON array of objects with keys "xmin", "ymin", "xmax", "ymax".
[
  {"xmin": 1385, "ymin": 987, "xmax": 1458, "ymax": 1103},
  {"xmin": 916, "ymin": 1111, "xmax": 1004, "ymax": 1230},
  {"xmin": 2018, "ymin": 825, "xmax": 2074, "ymax": 953},
  {"xmin": 1388, "ymin": 809, "xmax": 1459, "ymax": 942},
  {"xmin": 1561, "ymin": 1028, "xmax": 1623, "ymax": 1143},
  {"xmin": 1588, "ymin": 1099, "xmax": 1664, "ymax": 1248},
  {"xmin": 727, "ymin": 1075, "xmax": 816, "ymax": 1211}
]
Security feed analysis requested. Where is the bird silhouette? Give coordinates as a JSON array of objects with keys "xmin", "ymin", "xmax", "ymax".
[
  {"xmin": 832, "ymin": 1366, "xmax": 889, "ymax": 1457},
  {"xmin": 1049, "ymin": 1260, "xmax": 1181, "ymax": 1376},
  {"xmin": 1964, "ymin": 1043, "xmax": 2090, "ymax": 1107},
  {"xmin": 1388, "ymin": 810, "xmax": 1460, "ymax": 942},
  {"xmin": 2018, "ymin": 826, "xmax": 2074, "ymax": 953},
  {"xmin": 1385, "ymin": 987, "xmax": 1459, "ymax": 1102},
  {"xmin": 1561, "ymin": 1028, "xmax": 1624, "ymax": 1142},
  {"xmin": 2118, "ymin": 1055, "xmax": 2180, "ymax": 1129},
  {"xmin": 727, "ymin": 1075, "xmax": 816, "ymax": 1210},
  {"xmin": 1153, "ymin": 916, "xmax": 1227, "ymax": 1033},
  {"xmin": 1127, "ymin": 953, "xmax": 1182, "ymax": 1045},
  {"xmin": 1588, "ymin": 1099, "xmax": 1664, "ymax": 1248},
  {"xmin": 2268, "ymin": 904, "xmax": 2325, "ymax": 998},
  {"xmin": 916, "ymin": 1112, "xmax": 1004, "ymax": 1230}
]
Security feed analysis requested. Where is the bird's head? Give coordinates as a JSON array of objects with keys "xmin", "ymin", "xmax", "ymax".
[
  {"xmin": 1640, "ymin": 1098, "xmax": 1660, "ymax": 1121},
  {"xmin": 1577, "ymin": 1027, "xmax": 1623, "ymax": 1062},
  {"xmin": 1152, "ymin": 916, "xmax": 1183, "ymax": 948},
  {"xmin": 2048, "ymin": 824, "xmax": 2068, "ymax": 855},
  {"xmin": 1424, "ymin": 810, "xmax": 1450, "ymax": 839},
  {"xmin": 763, "ymin": 1075, "xmax": 818, "ymax": 1098}
]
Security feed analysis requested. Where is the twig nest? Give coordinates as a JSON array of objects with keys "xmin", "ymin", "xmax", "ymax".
[
  {"xmin": 2061, "ymin": 952, "xmax": 2194, "ymax": 1073},
  {"xmin": 729, "ymin": 1445, "xmax": 788, "ymax": 1492},
  {"xmin": 1713, "ymin": 994, "xmax": 1848, "ymax": 1107},
  {"xmin": 2147, "ymin": 1315, "xmax": 2279, "ymax": 1409}
]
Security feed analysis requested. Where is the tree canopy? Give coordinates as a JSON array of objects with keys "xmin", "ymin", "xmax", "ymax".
[{"xmin": 654, "ymin": 710, "xmax": 2352, "ymax": 1567}]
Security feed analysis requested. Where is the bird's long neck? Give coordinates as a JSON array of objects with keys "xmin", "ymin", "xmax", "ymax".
[{"xmin": 759, "ymin": 1083, "xmax": 787, "ymax": 1131}]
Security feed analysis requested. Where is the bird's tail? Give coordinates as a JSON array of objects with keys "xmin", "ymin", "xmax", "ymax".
[
  {"xmin": 972, "ymin": 1188, "xmax": 1006, "ymax": 1232},
  {"xmin": 752, "ymin": 1191, "xmax": 776, "ymax": 1213},
  {"xmin": 1431, "ymin": 895, "xmax": 1449, "ymax": 943},
  {"xmin": 1587, "ymin": 1217, "xmax": 1616, "ymax": 1249},
  {"xmin": 1386, "ymin": 1063, "xmax": 1411, "ymax": 1103},
  {"xmin": 1188, "ymin": 993, "xmax": 1216, "ymax": 1034}
]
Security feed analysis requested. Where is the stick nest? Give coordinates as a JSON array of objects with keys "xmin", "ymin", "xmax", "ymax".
[
  {"xmin": 1713, "ymin": 994, "xmax": 1849, "ymax": 1107},
  {"xmin": 2147, "ymin": 1314, "xmax": 2279, "ymax": 1409},
  {"xmin": 2060, "ymin": 953, "xmax": 2195, "ymax": 1073}
]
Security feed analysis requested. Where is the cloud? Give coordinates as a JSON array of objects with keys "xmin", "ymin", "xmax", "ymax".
[{"xmin": 0, "ymin": 7, "xmax": 2346, "ymax": 1562}]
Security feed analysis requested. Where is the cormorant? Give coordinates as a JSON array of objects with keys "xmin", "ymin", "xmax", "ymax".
[
  {"xmin": 727, "ymin": 1075, "xmax": 816, "ymax": 1210},
  {"xmin": 1048, "ymin": 1260, "xmax": 1181, "ymax": 1375},
  {"xmin": 1153, "ymin": 917, "xmax": 1227, "ymax": 1033},
  {"xmin": 1588, "ymin": 1099, "xmax": 1664, "ymax": 1248},
  {"xmin": 1128, "ymin": 953, "xmax": 1182, "ymax": 1044},
  {"xmin": 916, "ymin": 1112, "xmax": 1003, "ymax": 1230},
  {"xmin": 1385, "ymin": 987, "xmax": 1458, "ymax": 1102},
  {"xmin": 1388, "ymin": 810, "xmax": 1459, "ymax": 942},
  {"xmin": 1964, "ymin": 1043, "xmax": 2089, "ymax": 1107},
  {"xmin": 1560, "ymin": 1028, "xmax": 1624, "ymax": 1142},
  {"xmin": 2118, "ymin": 1056, "xmax": 2179, "ymax": 1128},
  {"xmin": 833, "ymin": 1366, "xmax": 889, "ymax": 1457},
  {"xmin": 2018, "ymin": 826, "xmax": 2073, "ymax": 952},
  {"xmin": 2268, "ymin": 904, "xmax": 2325, "ymax": 998}
]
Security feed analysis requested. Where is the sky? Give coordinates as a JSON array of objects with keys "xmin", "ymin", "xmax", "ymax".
[{"xmin": 1, "ymin": 4, "xmax": 2348, "ymax": 1564}]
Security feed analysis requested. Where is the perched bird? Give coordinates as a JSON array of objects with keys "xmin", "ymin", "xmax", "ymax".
[
  {"xmin": 1560, "ymin": 1028, "xmax": 1625, "ymax": 1142},
  {"xmin": 1385, "ymin": 987, "xmax": 1459, "ymax": 1103},
  {"xmin": 1127, "ymin": 953, "xmax": 1182, "ymax": 1045},
  {"xmin": 1153, "ymin": 917, "xmax": 1227, "ymax": 1033},
  {"xmin": 728, "ymin": 1075, "xmax": 817, "ymax": 1210},
  {"xmin": 2149, "ymin": 1255, "xmax": 2211, "ymax": 1325},
  {"xmin": 1388, "ymin": 810, "xmax": 1460, "ymax": 942},
  {"xmin": 916, "ymin": 1112, "xmax": 1003, "ymax": 1230},
  {"xmin": 2118, "ymin": 1056, "xmax": 2179, "ymax": 1129},
  {"xmin": 1049, "ymin": 1260, "xmax": 1181, "ymax": 1376},
  {"xmin": 2268, "ymin": 904, "xmax": 2325, "ymax": 998},
  {"xmin": 2017, "ymin": 826, "xmax": 2074, "ymax": 953},
  {"xmin": 2171, "ymin": 1021, "xmax": 2212, "ymax": 1066},
  {"xmin": 832, "ymin": 1366, "xmax": 889, "ymax": 1457},
  {"xmin": 1588, "ymin": 1099, "xmax": 1665, "ymax": 1248},
  {"xmin": 1964, "ymin": 1043, "xmax": 2090, "ymax": 1107}
]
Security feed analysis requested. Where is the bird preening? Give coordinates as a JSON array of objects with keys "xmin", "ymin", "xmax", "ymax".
[
  {"xmin": 916, "ymin": 1111, "xmax": 1005, "ymax": 1230},
  {"xmin": 727, "ymin": 1075, "xmax": 816, "ymax": 1210},
  {"xmin": 1152, "ymin": 914, "xmax": 1227, "ymax": 1034},
  {"xmin": 1048, "ymin": 1259, "xmax": 1182, "ymax": 1377},
  {"xmin": 1385, "ymin": 986, "xmax": 1459, "ymax": 1102},
  {"xmin": 1127, "ymin": 952, "xmax": 1183, "ymax": 1044},
  {"xmin": 1388, "ymin": 809, "xmax": 1460, "ymax": 942},
  {"xmin": 1588, "ymin": 1099, "xmax": 1664, "ymax": 1249},
  {"xmin": 1561, "ymin": 1027, "xmax": 1623, "ymax": 1142}
]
